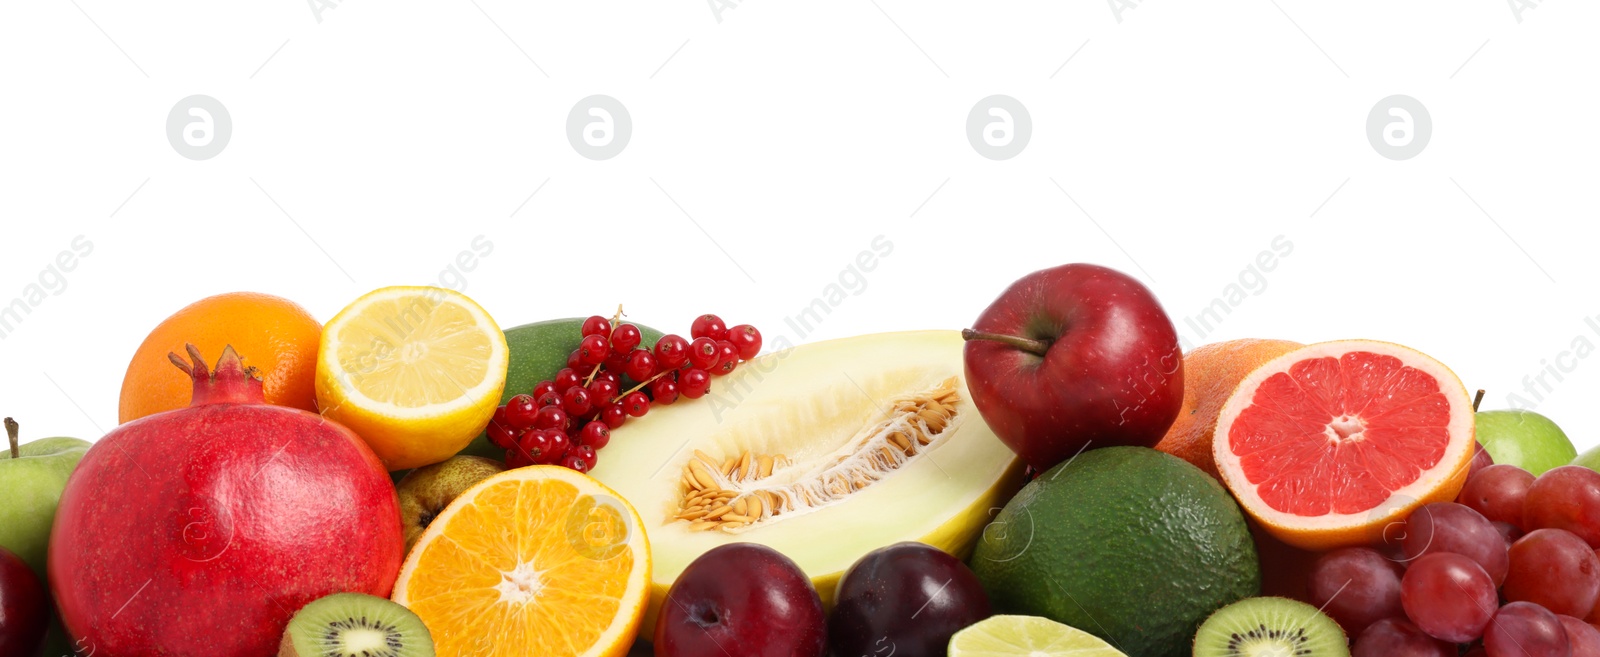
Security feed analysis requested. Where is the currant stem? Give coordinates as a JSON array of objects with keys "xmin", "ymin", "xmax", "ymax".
[
  {"xmin": 1472, "ymin": 389, "xmax": 1485, "ymax": 413},
  {"xmin": 960, "ymin": 329, "xmax": 1053, "ymax": 357},
  {"xmin": 586, "ymin": 304, "xmax": 629, "ymax": 387},
  {"xmin": 5, "ymin": 417, "xmax": 18, "ymax": 460},
  {"xmin": 617, "ymin": 366, "xmax": 675, "ymax": 396}
]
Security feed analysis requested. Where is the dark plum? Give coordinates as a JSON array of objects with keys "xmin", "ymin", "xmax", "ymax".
[{"xmin": 828, "ymin": 542, "xmax": 990, "ymax": 657}]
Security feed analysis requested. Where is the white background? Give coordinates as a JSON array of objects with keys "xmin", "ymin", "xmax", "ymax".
[{"xmin": 2, "ymin": 0, "xmax": 1598, "ymax": 453}]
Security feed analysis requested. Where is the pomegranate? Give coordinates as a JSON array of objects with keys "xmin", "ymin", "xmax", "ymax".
[{"xmin": 49, "ymin": 345, "xmax": 403, "ymax": 657}]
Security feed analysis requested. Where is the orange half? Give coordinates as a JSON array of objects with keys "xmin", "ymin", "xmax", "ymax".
[
  {"xmin": 392, "ymin": 466, "xmax": 650, "ymax": 657},
  {"xmin": 1213, "ymin": 340, "xmax": 1476, "ymax": 550}
]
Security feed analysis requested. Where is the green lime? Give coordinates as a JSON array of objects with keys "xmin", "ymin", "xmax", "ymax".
[{"xmin": 948, "ymin": 615, "xmax": 1126, "ymax": 657}]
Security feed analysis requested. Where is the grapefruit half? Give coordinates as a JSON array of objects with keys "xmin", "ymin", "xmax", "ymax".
[{"xmin": 1213, "ymin": 340, "xmax": 1476, "ymax": 550}]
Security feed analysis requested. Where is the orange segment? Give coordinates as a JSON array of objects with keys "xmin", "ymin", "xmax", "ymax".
[
  {"xmin": 1213, "ymin": 340, "xmax": 1476, "ymax": 551},
  {"xmin": 393, "ymin": 466, "xmax": 650, "ymax": 657}
]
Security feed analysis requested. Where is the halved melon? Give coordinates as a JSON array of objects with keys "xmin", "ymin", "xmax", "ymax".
[{"xmin": 587, "ymin": 330, "xmax": 1024, "ymax": 630}]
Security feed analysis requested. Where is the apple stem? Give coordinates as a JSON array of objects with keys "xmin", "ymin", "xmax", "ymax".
[
  {"xmin": 1472, "ymin": 389, "xmax": 1485, "ymax": 413},
  {"xmin": 5, "ymin": 417, "xmax": 17, "ymax": 460},
  {"xmin": 961, "ymin": 329, "xmax": 1053, "ymax": 357}
]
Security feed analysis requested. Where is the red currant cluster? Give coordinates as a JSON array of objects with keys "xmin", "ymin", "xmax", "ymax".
[{"xmin": 488, "ymin": 312, "xmax": 763, "ymax": 473}]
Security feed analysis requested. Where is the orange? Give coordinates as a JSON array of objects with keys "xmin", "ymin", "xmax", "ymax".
[
  {"xmin": 1154, "ymin": 339, "xmax": 1303, "ymax": 478},
  {"xmin": 392, "ymin": 466, "xmax": 650, "ymax": 657},
  {"xmin": 1213, "ymin": 340, "xmax": 1477, "ymax": 551},
  {"xmin": 119, "ymin": 292, "xmax": 321, "ymax": 423}
]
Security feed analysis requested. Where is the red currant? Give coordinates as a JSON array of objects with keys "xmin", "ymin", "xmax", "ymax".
[
  {"xmin": 534, "ymin": 406, "xmax": 568, "ymax": 430},
  {"xmin": 691, "ymin": 314, "xmax": 728, "ymax": 342},
  {"xmin": 579, "ymin": 421, "xmax": 611, "ymax": 449},
  {"xmin": 562, "ymin": 454, "xmax": 591, "ymax": 473},
  {"xmin": 587, "ymin": 379, "xmax": 620, "ymax": 406},
  {"xmin": 713, "ymin": 340, "xmax": 739, "ymax": 376},
  {"xmin": 622, "ymin": 391, "xmax": 650, "ymax": 417},
  {"xmin": 679, "ymin": 368, "xmax": 711, "ymax": 399},
  {"xmin": 572, "ymin": 443, "xmax": 597, "ymax": 468},
  {"xmin": 578, "ymin": 334, "xmax": 610, "ymax": 366},
  {"xmin": 487, "ymin": 420, "xmax": 521, "ymax": 449},
  {"xmin": 595, "ymin": 370, "xmax": 621, "ymax": 387},
  {"xmin": 561, "ymin": 387, "xmax": 592, "ymax": 417},
  {"xmin": 623, "ymin": 349, "xmax": 656, "ymax": 382},
  {"xmin": 687, "ymin": 337, "xmax": 719, "ymax": 370},
  {"xmin": 580, "ymin": 315, "xmax": 611, "ymax": 337},
  {"xmin": 654, "ymin": 334, "xmax": 690, "ymax": 369},
  {"xmin": 727, "ymin": 325, "xmax": 762, "ymax": 360},
  {"xmin": 610, "ymin": 323, "xmax": 643, "ymax": 352},
  {"xmin": 602, "ymin": 350, "xmax": 628, "ymax": 374},
  {"xmin": 543, "ymin": 431, "xmax": 571, "ymax": 464},
  {"xmin": 536, "ymin": 391, "xmax": 562, "ymax": 408},
  {"xmin": 553, "ymin": 368, "xmax": 582, "ymax": 392},
  {"xmin": 505, "ymin": 448, "xmax": 534, "ymax": 469},
  {"xmin": 504, "ymin": 394, "xmax": 540, "ymax": 429},
  {"xmin": 516, "ymin": 430, "xmax": 552, "ymax": 462},
  {"xmin": 566, "ymin": 349, "xmax": 584, "ymax": 371},
  {"xmin": 600, "ymin": 403, "xmax": 627, "ymax": 429},
  {"xmin": 531, "ymin": 380, "xmax": 557, "ymax": 399},
  {"xmin": 649, "ymin": 378, "xmax": 679, "ymax": 405}
]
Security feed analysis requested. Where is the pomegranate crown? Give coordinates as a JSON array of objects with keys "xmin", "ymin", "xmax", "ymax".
[{"xmin": 168, "ymin": 344, "xmax": 266, "ymax": 407}]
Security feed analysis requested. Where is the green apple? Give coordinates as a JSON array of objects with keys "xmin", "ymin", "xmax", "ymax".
[
  {"xmin": 396, "ymin": 455, "xmax": 506, "ymax": 552},
  {"xmin": 0, "ymin": 419, "xmax": 90, "ymax": 581},
  {"xmin": 1571, "ymin": 444, "xmax": 1600, "ymax": 473},
  {"xmin": 1476, "ymin": 409, "xmax": 1576, "ymax": 476}
]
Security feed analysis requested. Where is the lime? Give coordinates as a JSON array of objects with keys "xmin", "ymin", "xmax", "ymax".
[{"xmin": 948, "ymin": 615, "xmax": 1126, "ymax": 657}]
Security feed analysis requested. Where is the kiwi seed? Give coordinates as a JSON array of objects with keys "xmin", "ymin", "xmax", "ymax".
[
  {"xmin": 1192, "ymin": 596, "xmax": 1349, "ymax": 657},
  {"xmin": 278, "ymin": 592, "xmax": 435, "ymax": 657}
]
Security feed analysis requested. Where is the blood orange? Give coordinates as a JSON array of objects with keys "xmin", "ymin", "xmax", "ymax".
[{"xmin": 1213, "ymin": 340, "xmax": 1476, "ymax": 550}]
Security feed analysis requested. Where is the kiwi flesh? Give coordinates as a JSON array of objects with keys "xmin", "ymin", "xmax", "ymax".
[
  {"xmin": 1192, "ymin": 596, "xmax": 1349, "ymax": 657},
  {"xmin": 278, "ymin": 592, "xmax": 435, "ymax": 657}
]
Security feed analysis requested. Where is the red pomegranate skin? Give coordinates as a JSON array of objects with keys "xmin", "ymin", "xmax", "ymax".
[{"xmin": 48, "ymin": 346, "xmax": 403, "ymax": 657}]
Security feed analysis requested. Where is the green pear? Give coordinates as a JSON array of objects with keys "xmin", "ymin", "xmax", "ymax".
[
  {"xmin": 1477, "ymin": 409, "xmax": 1576, "ymax": 477},
  {"xmin": 396, "ymin": 455, "xmax": 506, "ymax": 552},
  {"xmin": 0, "ymin": 419, "xmax": 90, "ymax": 581}
]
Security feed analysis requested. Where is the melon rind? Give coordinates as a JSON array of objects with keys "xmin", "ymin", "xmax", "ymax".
[
  {"xmin": 586, "ymin": 330, "xmax": 1025, "ymax": 631},
  {"xmin": 1212, "ymin": 339, "xmax": 1476, "ymax": 551}
]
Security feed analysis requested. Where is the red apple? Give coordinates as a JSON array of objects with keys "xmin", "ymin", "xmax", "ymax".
[
  {"xmin": 655, "ymin": 543, "xmax": 825, "ymax": 657},
  {"xmin": 0, "ymin": 545, "xmax": 47, "ymax": 657},
  {"xmin": 963, "ymin": 263, "xmax": 1184, "ymax": 471},
  {"xmin": 48, "ymin": 346, "xmax": 402, "ymax": 657}
]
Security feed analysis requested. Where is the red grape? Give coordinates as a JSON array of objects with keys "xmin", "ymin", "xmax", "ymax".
[
  {"xmin": 1400, "ymin": 552, "xmax": 1498, "ymax": 642},
  {"xmin": 679, "ymin": 368, "xmax": 711, "ymax": 399},
  {"xmin": 1352, "ymin": 618, "xmax": 1455, "ymax": 657},
  {"xmin": 623, "ymin": 349, "xmax": 656, "ymax": 382},
  {"xmin": 1401, "ymin": 502, "xmax": 1509, "ymax": 586},
  {"xmin": 578, "ymin": 421, "xmax": 610, "ymax": 450},
  {"xmin": 1506, "ymin": 528, "xmax": 1600, "ymax": 617},
  {"xmin": 1560, "ymin": 614, "xmax": 1600, "ymax": 657},
  {"xmin": 654, "ymin": 334, "xmax": 690, "ymax": 369},
  {"xmin": 580, "ymin": 315, "xmax": 611, "ymax": 337},
  {"xmin": 504, "ymin": 394, "xmax": 539, "ymax": 429},
  {"xmin": 687, "ymin": 337, "xmax": 720, "ymax": 370},
  {"xmin": 1497, "ymin": 521, "xmax": 1526, "ymax": 546},
  {"xmin": 1461, "ymin": 464, "xmax": 1535, "ymax": 529},
  {"xmin": 727, "ymin": 324, "xmax": 762, "ymax": 360},
  {"xmin": 1309, "ymin": 547, "xmax": 1405, "ymax": 636},
  {"xmin": 1484, "ymin": 601, "xmax": 1570, "ymax": 657},
  {"xmin": 690, "ymin": 314, "xmax": 728, "ymax": 341},
  {"xmin": 610, "ymin": 323, "xmax": 643, "ymax": 352},
  {"xmin": 1526, "ymin": 466, "xmax": 1600, "ymax": 547},
  {"xmin": 1469, "ymin": 440, "xmax": 1495, "ymax": 478}
]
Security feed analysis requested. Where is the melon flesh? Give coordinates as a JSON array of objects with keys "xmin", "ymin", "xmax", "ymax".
[{"xmin": 587, "ymin": 330, "xmax": 1023, "ymax": 627}]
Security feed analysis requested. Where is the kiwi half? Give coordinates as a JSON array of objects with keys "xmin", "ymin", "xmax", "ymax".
[
  {"xmin": 1192, "ymin": 596, "xmax": 1349, "ymax": 657},
  {"xmin": 279, "ymin": 593, "xmax": 435, "ymax": 657}
]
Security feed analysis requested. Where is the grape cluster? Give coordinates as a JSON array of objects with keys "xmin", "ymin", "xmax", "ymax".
[
  {"xmin": 1311, "ymin": 459, "xmax": 1600, "ymax": 656},
  {"xmin": 487, "ymin": 312, "xmax": 762, "ymax": 474}
]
